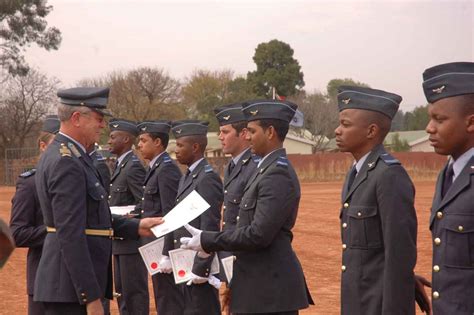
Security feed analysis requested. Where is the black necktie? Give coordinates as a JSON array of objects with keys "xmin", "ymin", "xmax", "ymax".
[
  {"xmin": 442, "ymin": 163, "xmax": 454, "ymax": 198},
  {"xmin": 347, "ymin": 165, "xmax": 357, "ymax": 191},
  {"xmin": 229, "ymin": 160, "xmax": 235, "ymax": 174},
  {"xmin": 185, "ymin": 168, "xmax": 191, "ymax": 180}
]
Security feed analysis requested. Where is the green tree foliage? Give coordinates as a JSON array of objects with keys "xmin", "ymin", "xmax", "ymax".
[
  {"xmin": 181, "ymin": 70, "xmax": 257, "ymax": 131},
  {"xmin": 0, "ymin": 0, "xmax": 61, "ymax": 76},
  {"xmin": 404, "ymin": 105, "xmax": 429, "ymax": 130},
  {"xmin": 247, "ymin": 39, "xmax": 304, "ymax": 98},
  {"xmin": 388, "ymin": 132, "xmax": 410, "ymax": 152},
  {"xmin": 326, "ymin": 78, "xmax": 370, "ymax": 102}
]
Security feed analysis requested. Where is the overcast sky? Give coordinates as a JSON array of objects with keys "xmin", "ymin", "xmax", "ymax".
[{"xmin": 25, "ymin": 0, "xmax": 473, "ymax": 111}]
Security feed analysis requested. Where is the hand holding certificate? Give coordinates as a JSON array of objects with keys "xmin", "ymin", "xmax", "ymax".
[
  {"xmin": 151, "ymin": 190, "xmax": 210, "ymax": 238},
  {"xmin": 168, "ymin": 248, "xmax": 220, "ymax": 284},
  {"xmin": 138, "ymin": 237, "xmax": 165, "ymax": 276}
]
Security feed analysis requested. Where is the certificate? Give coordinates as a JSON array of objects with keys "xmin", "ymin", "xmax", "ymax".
[
  {"xmin": 168, "ymin": 248, "xmax": 220, "ymax": 284},
  {"xmin": 221, "ymin": 255, "xmax": 235, "ymax": 282},
  {"xmin": 110, "ymin": 205, "xmax": 136, "ymax": 216},
  {"xmin": 138, "ymin": 237, "xmax": 165, "ymax": 276},
  {"xmin": 151, "ymin": 190, "xmax": 210, "ymax": 238}
]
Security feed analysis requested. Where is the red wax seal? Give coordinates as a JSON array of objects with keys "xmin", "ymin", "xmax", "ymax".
[
  {"xmin": 151, "ymin": 262, "xmax": 158, "ymax": 269},
  {"xmin": 178, "ymin": 270, "xmax": 186, "ymax": 277}
]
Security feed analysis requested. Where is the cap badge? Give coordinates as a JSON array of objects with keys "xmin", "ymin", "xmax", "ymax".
[
  {"xmin": 250, "ymin": 110, "xmax": 258, "ymax": 116},
  {"xmin": 222, "ymin": 115, "xmax": 231, "ymax": 121},
  {"xmin": 342, "ymin": 98, "xmax": 351, "ymax": 105},
  {"xmin": 175, "ymin": 129, "xmax": 182, "ymax": 134},
  {"xmin": 112, "ymin": 124, "xmax": 119, "ymax": 128},
  {"xmin": 432, "ymin": 85, "xmax": 445, "ymax": 94},
  {"xmin": 141, "ymin": 126, "xmax": 147, "ymax": 131},
  {"xmin": 368, "ymin": 162, "xmax": 375, "ymax": 168}
]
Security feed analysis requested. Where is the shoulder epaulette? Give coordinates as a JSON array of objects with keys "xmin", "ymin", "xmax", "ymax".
[
  {"xmin": 96, "ymin": 154, "xmax": 106, "ymax": 161},
  {"xmin": 67, "ymin": 143, "xmax": 81, "ymax": 158},
  {"xmin": 163, "ymin": 156, "xmax": 172, "ymax": 163},
  {"xmin": 276, "ymin": 156, "xmax": 288, "ymax": 167},
  {"xmin": 380, "ymin": 153, "xmax": 401, "ymax": 165},
  {"xmin": 59, "ymin": 143, "xmax": 72, "ymax": 157},
  {"xmin": 20, "ymin": 168, "xmax": 36, "ymax": 178},
  {"xmin": 131, "ymin": 155, "xmax": 140, "ymax": 162},
  {"xmin": 204, "ymin": 164, "xmax": 214, "ymax": 173}
]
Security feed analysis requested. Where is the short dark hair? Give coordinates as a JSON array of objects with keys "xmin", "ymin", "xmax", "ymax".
[
  {"xmin": 457, "ymin": 94, "xmax": 474, "ymax": 116},
  {"xmin": 149, "ymin": 132, "xmax": 169, "ymax": 149},
  {"xmin": 37, "ymin": 131, "xmax": 55, "ymax": 147},
  {"xmin": 258, "ymin": 119, "xmax": 289, "ymax": 142},
  {"xmin": 231, "ymin": 121, "xmax": 248, "ymax": 134},
  {"xmin": 363, "ymin": 111, "xmax": 391, "ymax": 142},
  {"xmin": 185, "ymin": 135, "xmax": 208, "ymax": 153}
]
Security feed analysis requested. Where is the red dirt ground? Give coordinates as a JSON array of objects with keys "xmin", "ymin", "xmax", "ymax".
[{"xmin": 0, "ymin": 181, "xmax": 435, "ymax": 314}]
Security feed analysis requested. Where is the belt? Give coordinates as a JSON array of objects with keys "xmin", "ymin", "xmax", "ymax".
[{"xmin": 46, "ymin": 226, "xmax": 114, "ymax": 238}]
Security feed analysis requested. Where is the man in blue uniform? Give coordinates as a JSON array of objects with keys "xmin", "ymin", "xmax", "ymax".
[
  {"xmin": 135, "ymin": 120, "xmax": 182, "ymax": 314},
  {"xmin": 33, "ymin": 87, "xmax": 163, "ymax": 315},
  {"xmin": 422, "ymin": 62, "xmax": 474, "ymax": 314},
  {"xmin": 10, "ymin": 115, "xmax": 59, "ymax": 315},
  {"xmin": 335, "ymin": 86, "xmax": 417, "ymax": 314},
  {"xmin": 181, "ymin": 101, "xmax": 313, "ymax": 315},
  {"xmin": 164, "ymin": 120, "xmax": 223, "ymax": 315},
  {"xmin": 107, "ymin": 119, "xmax": 148, "ymax": 315}
]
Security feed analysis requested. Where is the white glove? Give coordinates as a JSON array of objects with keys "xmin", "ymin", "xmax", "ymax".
[
  {"xmin": 207, "ymin": 275, "xmax": 222, "ymax": 290},
  {"xmin": 186, "ymin": 272, "xmax": 208, "ymax": 286},
  {"xmin": 180, "ymin": 224, "xmax": 204, "ymax": 252},
  {"xmin": 157, "ymin": 256, "xmax": 172, "ymax": 274}
]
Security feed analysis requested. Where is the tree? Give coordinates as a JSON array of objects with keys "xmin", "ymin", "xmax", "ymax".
[
  {"xmin": 326, "ymin": 78, "xmax": 370, "ymax": 103},
  {"xmin": 0, "ymin": 0, "xmax": 61, "ymax": 76},
  {"xmin": 0, "ymin": 68, "xmax": 58, "ymax": 150},
  {"xmin": 404, "ymin": 105, "xmax": 429, "ymax": 130},
  {"xmin": 387, "ymin": 133, "xmax": 410, "ymax": 152},
  {"xmin": 247, "ymin": 39, "xmax": 304, "ymax": 98},
  {"xmin": 79, "ymin": 67, "xmax": 183, "ymax": 122}
]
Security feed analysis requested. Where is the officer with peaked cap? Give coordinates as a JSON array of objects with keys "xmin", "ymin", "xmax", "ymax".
[
  {"xmin": 33, "ymin": 87, "xmax": 163, "ymax": 314},
  {"xmin": 107, "ymin": 119, "xmax": 149, "ymax": 315},
  {"xmin": 181, "ymin": 100, "xmax": 313, "ymax": 314},
  {"xmin": 135, "ymin": 120, "xmax": 183, "ymax": 314},
  {"xmin": 334, "ymin": 86, "xmax": 418, "ymax": 314},
  {"xmin": 163, "ymin": 120, "xmax": 223, "ymax": 315},
  {"xmin": 422, "ymin": 62, "xmax": 474, "ymax": 315},
  {"xmin": 9, "ymin": 115, "xmax": 59, "ymax": 315}
]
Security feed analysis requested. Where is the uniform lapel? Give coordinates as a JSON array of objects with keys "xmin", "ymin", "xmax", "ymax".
[
  {"xmin": 224, "ymin": 149, "xmax": 251, "ymax": 188},
  {"xmin": 144, "ymin": 153, "xmax": 164, "ymax": 184},
  {"xmin": 177, "ymin": 159, "xmax": 206, "ymax": 198},
  {"xmin": 435, "ymin": 156, "xmax": 474, "ymax": 211},
  {"xmin": 111, "ymin": 151, "xmax": 132, "ymax": 182},
  {"xmin": 343, "ymin": 145, "xmax": 383, "ymax": 203},
  {"xmin": 244, "ymin": 148, "xmax": 284, "ymax": 192}
]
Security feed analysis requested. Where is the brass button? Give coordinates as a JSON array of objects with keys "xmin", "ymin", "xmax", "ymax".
[
  {"xmin": 82, "ymin": 298, "xmax": 87, "ymax": 303},
  {"xmin": 233, "ymin": 199, "xmax": 237, "ymax": 202},
  {"xmin": 436, "ymin": 212, "xmax": 443, "ymax": 219},
  {"xmin": 173, "ymin": 239, "xmax": 177, "ymax": 244},
  {"xmin": 342, "ymin": 244, "xmax": 347, "ymax": 250},
  {"xmin": 357, "ymin": 212, "xmax": 362, "ymax": 217},
  {"xmin": 223, "ymin": 205, "xmax": 226, "ymax": 210},
  {"xmin": 433, "ymin": 291, "xmax": 440, "ymax": 299},
  {"xmin": 244, "ymin": 204, "xmax": 247, "ymax": 207},
  {"xmin": 433, "ymin": 265, "xmax": 440, "ymax": 272},
  {"xmin": 341, "ymin": 265, "xmax": 346, "ymax": 272},
  {"xmin": 100, "ymin": 195, "xmax": 104, "ymax": 199},
  {"xmin": 141, "ymin": 197, "xmax": 145, "ymax": 201},
  {"xmin": 458, "ymin": 226, "xmax": 464, "ymax": 232},
  {"xmin": 81, "ymin": 293, "xmax": 86, "ymax": 297},
  {"xmin": 110, "ymin": 183, "xmax": 113, "ymax": 187},
  {"xmin": 343, "ymin": 203, "xmax": 349, "ymax": 209},
  {"xmin": 143, "ymin": 186, "xmax": 146, "ymax": 189},
  {"xmin": 434, "ymin": 238, "xmax": 441, "ymax": 245},
  {"xmin": 223, "ymin": 221, "xmax": 226, "ymax": 225},
  {"xmin": 342, "ymin": 223, "xmax": 348, "ymax": 228},
  {"xmin": 236, "ymin": 216, "xmax": 240, "ymax": 221},
  {"xmin": 141, "ymin": 210, "xmax": 144, "ymax": 214},
  {"xmin": 108, "ymin": 195, "xmax": 111, "ymax": 199},
  {"xmin": 224, "ymin": 190, "xmax": 228, "ymax": 194}
]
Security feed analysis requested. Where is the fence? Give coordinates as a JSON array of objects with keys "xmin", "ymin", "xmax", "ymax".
[{"xmin": 1, "ymin": 149, "xmax": 447, "ymax": 186}]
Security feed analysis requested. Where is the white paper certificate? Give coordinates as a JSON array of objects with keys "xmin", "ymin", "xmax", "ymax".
[
  {"xmin": 110, "ymin": 205, "xmax": 136, "ymax": 216},
  {"xmin": 168, "ymin": 248, "xmax": 220, "ymax": 284},
  {"xmin": 151, "ymin": 190, "xmax": 210, "ymax": 238},
  {"xmin": 138, "ymin": 237, "xmax": 165, "ymax": 276},
  {"xmin": 221, "ymin": 255, "xmax": 235, "ymax": 282}
]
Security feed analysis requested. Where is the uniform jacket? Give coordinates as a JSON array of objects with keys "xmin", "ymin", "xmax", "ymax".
[
  {"xmin": 9, "ymin": 169, "xmax": 46, "ymax": 295},
  {"xmin": 91, "ymin": 151, "xmax": 111, "ymax": 195},
  {"xmin": 110, "ymin": 151, "xmax": 146, "ymax": 255},
  {"xmin": 34, "ymin": 133, "xmax": 140, "ymax": 305},
  {"xmin": 430, "ymin": 155, "xmax": 474, "ymax": 315},
  {"xmin": 340, "ymin": 144, "xmax": 417, "ymax": 315},
  {"xmin": 201, "ymin": 148, "xmax": 312, "ymax": 313},
  {"xmin": 163, "ymin": 158, "xmax": 223, "ymax": 277},
  {"xmin": 222, "ymin": 149, "xmax": 258, "ymax": 231}
]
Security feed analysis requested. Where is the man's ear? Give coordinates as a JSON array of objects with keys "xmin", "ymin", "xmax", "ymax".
[
  {"xmin": 70, "ymin": 111, "xmax": 82, "ymax": 127},
  {"xmin": 265, "ymin": 125, "xmax": 276, "ymax": 140},
  {"xmin": 366, "ymin": 123, "xmax": 379, "ymax": 140},
  {"xmin": 153, "ymin": 137, "xmax": 162, "ymax": 148},
  {"xmin": 466, "ymin": 113, "xmax": 474, "ymax": 133}
]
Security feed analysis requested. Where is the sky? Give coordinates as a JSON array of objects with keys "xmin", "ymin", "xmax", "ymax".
[{"xmin": 24, "ymin": 0, "xmax": 473, "ymax": 111}]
